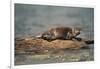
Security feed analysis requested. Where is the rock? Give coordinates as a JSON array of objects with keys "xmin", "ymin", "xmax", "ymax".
[{"xmin": 15, "ymin": 37, "xmax": 94, "ymax": 54}]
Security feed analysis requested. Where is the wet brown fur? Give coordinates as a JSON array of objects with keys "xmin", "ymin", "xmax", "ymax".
[{"xmin": 38, "ymin": 27, "xmax": 81, "ymax": 40}]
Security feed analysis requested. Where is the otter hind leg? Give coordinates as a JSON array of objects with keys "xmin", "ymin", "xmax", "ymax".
[{"xmin": 66, "ymin": 32, "xmax": 73, "ymax": 40}]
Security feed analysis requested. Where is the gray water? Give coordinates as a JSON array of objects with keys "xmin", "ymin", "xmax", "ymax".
[
  {"xmin": 15, "ymin": 3, "xmax": 94, "ymax": 65},
  {"xmin": 15, "ymin": 4, "xmax": 94, "ymax": 39}
]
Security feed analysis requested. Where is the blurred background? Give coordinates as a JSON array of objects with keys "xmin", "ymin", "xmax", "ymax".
[{"xmin": 15, "ymin": 4, "xmax": 94, "ymax": 39}]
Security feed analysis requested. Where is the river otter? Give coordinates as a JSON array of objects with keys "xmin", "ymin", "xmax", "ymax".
[{"xmin": 36, "ymin": 27, "xmax": 81, "ymax": 41}]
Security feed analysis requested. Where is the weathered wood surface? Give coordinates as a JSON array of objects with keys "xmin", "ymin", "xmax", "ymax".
[{"xmin": 15, "ymin": 37, "xmax": 94, "ymax": 54}]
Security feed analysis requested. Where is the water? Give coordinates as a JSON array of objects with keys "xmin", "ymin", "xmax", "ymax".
[
  {"xmin": 14, "ymin": 4, "xmax": 94, "ymax": 65},
  {"xmin": 15, "ymin": 45, "xmax": 94, "ymax": 65}
]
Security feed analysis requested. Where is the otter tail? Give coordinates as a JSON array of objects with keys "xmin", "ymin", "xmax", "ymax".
[{"xmin": 84, "ymin": 40, "xmax": 94, "ymax": 44}]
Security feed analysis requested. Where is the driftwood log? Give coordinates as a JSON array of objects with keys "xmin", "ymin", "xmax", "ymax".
[{"xmin": 15, "ymin": 37, "xmax": 94, "ymax": 54}]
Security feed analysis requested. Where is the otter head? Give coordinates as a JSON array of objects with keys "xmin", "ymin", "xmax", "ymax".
[
  {"xmin": 36, "ymin": 31, "xmax": 53, "ymax": 40},
  {"xmin": 42, "ymin": 31, "xmax": 56, "ymax": 40}
]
